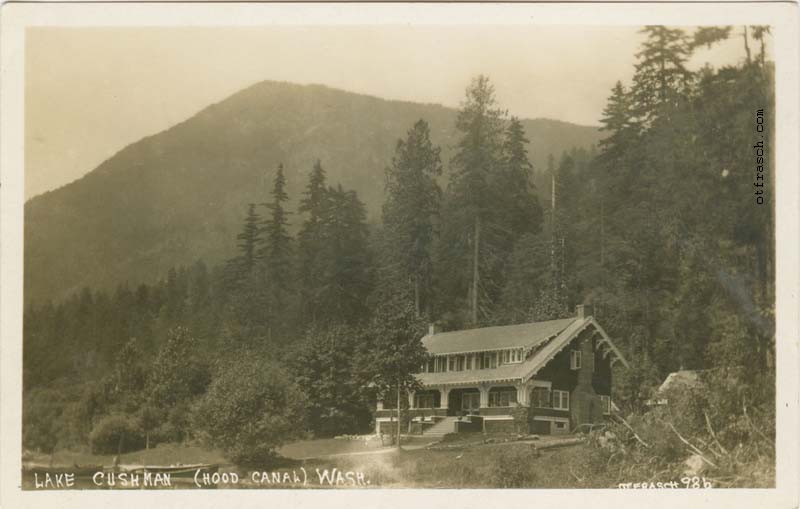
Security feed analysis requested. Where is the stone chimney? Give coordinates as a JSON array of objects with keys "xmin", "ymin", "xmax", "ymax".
[{"xmin": 575, "ymin": 304, "xmax": 593, "ymax": 319}]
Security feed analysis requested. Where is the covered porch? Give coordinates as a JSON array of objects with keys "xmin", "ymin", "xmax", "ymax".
[
  {"xmin": 407, "ymin": 383, "xmax": 529, "ymax": 416},
  {"xmin": 400, "ymin": 380, "xmax": 546, "ymax": 434}
]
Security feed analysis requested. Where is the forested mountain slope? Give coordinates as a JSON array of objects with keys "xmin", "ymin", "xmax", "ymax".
[{"xmin": 24, "ymin": 81, "xmax": 601, "ymax": 305}]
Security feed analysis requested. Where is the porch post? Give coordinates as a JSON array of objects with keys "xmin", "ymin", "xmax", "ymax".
[
  {"xmin": 440, "ymin": 387, "xmax": 450, "ymax": 409},
  {"xmin": 516, "ymin": 382, "xmax": 529, "ymax": 406},
  {"xmin": 408, "ymin": 390, "xmax": 415, "ymax": 409},
  {"xmin": 376, "ymin": 399, "xmax": 384, "ymax": 410},
  {"xmin": 478, "ymin": 384, "xmax": 490, "ymax": 408}
]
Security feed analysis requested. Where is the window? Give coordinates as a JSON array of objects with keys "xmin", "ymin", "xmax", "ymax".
[
  {"xmin": 600, "ymin": 395, "xmax": 611, "ymax": 415},
  {"xmin": 531, "ymin": 387, "xmax": 551, "ymax": 408},
  {"xmin": 462, "ymin": 393, "xmax": 481, "ymax": 411},
  {"xmin": 555, "ymin": 421, "xmax": 567, "ymax": 430},
  {"xmin": 489, "ymin": 390, "xmax": 517, "ymax": 407},
  {"xmin": 553, "ymin": 390, "xmax": 570, "ymax": 410},
  {"xmin": 506, "ymin": 348, "xmax": 523, "ymax": 363},
  {"xmin": 448, "ymin": 356, "xmax": 457, "ymax": 371},
  {"xmin": 465, "ymin": 355, "xmax": 472, "ymax": 370},
  {"xmin": 455, "ymin": 356, "xmax": 464, "ymax": 371},
  {"xmin": 415, "ymin": 393, "xmax": 435, "ymax": 409},
  {"xmin": 435, "ymin": 357, "xmax": 447, "ymax": 372},
  {"xmin": 570, "ymin": 350, "xmax": 582, "ymax": 370}
]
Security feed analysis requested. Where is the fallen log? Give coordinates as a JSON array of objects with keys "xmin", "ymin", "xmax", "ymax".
[
  {"xmin": 615, "ymin": 415, "xmax": 649, "ymax": 448},
  {"xmin": 668, "ymin": 422, "xmax": 717, "ymax": 468}
]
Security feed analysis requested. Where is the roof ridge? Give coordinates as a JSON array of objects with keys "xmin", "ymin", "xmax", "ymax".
[
  {"xmin": 421, "ymin": 317, "xmax": 579, "ymax": 356},
  {"xmin": 427, "ymin": 317, "xmax": 577, "ymax": 338}
]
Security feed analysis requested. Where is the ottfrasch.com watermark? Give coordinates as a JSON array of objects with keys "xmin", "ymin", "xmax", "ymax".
[
  {"xmin": 618, "ymin": 476, "xmax": 713, "ymax": 489},
  {"xmin": 754, "ymin": 108, "xmax": 767, "ymax": 205}
]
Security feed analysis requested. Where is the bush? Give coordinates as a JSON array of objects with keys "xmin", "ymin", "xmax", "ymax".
[
  {"xmin": 23, "ymin": 388, "xmax": 66, "ymax": 456},
  {"xmin": 89, "ymin": 414, "xmax": 145, "ymax": 454},
  {"xmin": 195, "ymin": 353, "xmax": 307, "ymax": 466},
  {"xmin": 154, "ymin": 402, "xmax": 194, "ymax": 444}
]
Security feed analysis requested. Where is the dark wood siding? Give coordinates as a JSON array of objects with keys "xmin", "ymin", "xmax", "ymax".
[{"xmin": 532, "ymin": 327, "xmax": 609, "ymax": 429}]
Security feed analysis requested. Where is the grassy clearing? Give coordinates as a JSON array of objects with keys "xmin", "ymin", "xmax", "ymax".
[
  {"xmin": 278, "ymin": 438, "xmax": 386, "ymax": 459},
  {"xmin": 27, "ymin": 428, "xmax": 773, "ymax": 489},
  {"xmin": 306, "ymin": 441, "xmax": 613, "ymax": 488},
  {"xmin": 25, "ymin": 442, "xmax": 228, "ymax": 467}
]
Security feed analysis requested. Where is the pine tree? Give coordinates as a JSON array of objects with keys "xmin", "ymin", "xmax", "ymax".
[
  {"xmin": 441, "ymin": 75, "xmax": 507, "ymax": 325},
  {"xmin": 237, "ymin": 204, "xmax": 262, "ymax": 269},
  {"xmin": 500, "ymin": 117, "xmax": 542, "ymax": 240},
  {"xmin": 225, "ymin": 203, "xmax": 263, "ymax": 289},
  {"xmin": 297, "ymin": 162, "xmax": 371, "ymax": 327},
  {"xmin": 380, "ymin": 119, "xmax": 443, "ymax": 318},
  {"xmin": 598, "ymin": 82, "xmax": 637, "ymax": 163},
  {"xmin": 259, "ymin": 164, "xmax": 295, "ymax": 341},
  {"xmin": 689, "ymin": 26, "xmax": 732, "ymax": 51},
  {"xmin": 632, "ymin": 26, "xmax": 691, "ymax": 123},
  {"xmin": 297, "ymin": 161, "xmax": 329, "ymax": 324},
  {"xmin": 316, "ymin": 185, "xmax": 372, "ymax": 325},
  {"xmin": 299, "ymin": 160, "xmax": 328, "ymax": 226}
]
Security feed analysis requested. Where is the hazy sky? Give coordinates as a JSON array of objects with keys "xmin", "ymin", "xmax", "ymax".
[{"xmin": 25, "ymin": 26, "xmax": 757, "ymax": 200}]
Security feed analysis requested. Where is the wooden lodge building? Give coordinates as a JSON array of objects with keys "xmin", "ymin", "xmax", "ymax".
[{"xmin": 374, "ymin": 305, "xmax": 628, "ymax": 435}]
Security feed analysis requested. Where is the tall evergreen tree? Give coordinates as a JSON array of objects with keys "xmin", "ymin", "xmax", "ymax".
[
  {"xmin": 598, "ymin": 82, "xmax": 638, "ymax": 165},
  {"xmin": 297, "ymin": 161, "xmax": 329, "ymax": 324},
  {"xmin": 259, "ymin": 164, "xmax": 295, "ymax": 341},
  {"xmin": 225, "ymin": 203, "xmax": 263, "ymax": 289},
  {"xmin": 380, "ymin": 119, "xmax": 442, "ymax": 318},
  {"xmin": 632, "ymin": 26, "xmax": 691, "ymax": 123},
  {"xmin": 689, "ymin": 26, "xmax": 732, "ymax": 51},
  {"xmin": 297, "ymin": 162, "xmax": 371, "ymax": 326},
  {"xmin": 316, "ymin": 185, "xmax": 372, "ymax": 325},
  {"xmin": 500, "ymin": 117, "xmax": 543, "ymax": 240},
  {"xmin": 440, "ymin": 75, "xmax": 507, "ymax": 325}
]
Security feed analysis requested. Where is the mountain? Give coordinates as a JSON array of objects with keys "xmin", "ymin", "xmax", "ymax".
[{"xmin": 24, "ymin": 81, "xmax": 603, "ymax": 305}]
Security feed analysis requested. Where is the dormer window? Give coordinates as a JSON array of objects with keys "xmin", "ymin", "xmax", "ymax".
[{"xmin": 570, "ymin": 350, "xmax": 582, "ymax": 370}]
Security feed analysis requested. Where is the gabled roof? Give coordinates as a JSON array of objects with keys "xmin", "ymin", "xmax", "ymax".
[
  {"xmin": 417, "ymin": 316, "xmax": 629, "ymax": 387},
  {"xmin": 421, "ymin": 317, "xmax": 578, "ymax": 355}
]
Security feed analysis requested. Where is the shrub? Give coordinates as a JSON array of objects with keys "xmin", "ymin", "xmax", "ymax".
[
  {"xmin": 195, "ymin": 353, "xmax": 307, "ymax": 466},
  {"xmin": 23, "ymin": 388, "xmax": 66, "ymax": 457},
  {"xmin": 89, "ymin": 414, "xmax": 145, "ymax": 454}
]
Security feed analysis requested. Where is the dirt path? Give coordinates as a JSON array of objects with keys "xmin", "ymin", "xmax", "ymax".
[
  {"xmin": 288, "ymin": 435, "xmax": 582, "ymax": 460},
  {"xmin": 289, "ymin": 439, "xmax": 438, "ymax": 460}
]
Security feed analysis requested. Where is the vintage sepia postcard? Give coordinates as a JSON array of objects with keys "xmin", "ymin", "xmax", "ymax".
[{"xmin": 1, "ymin": 2, "xmax": 798, "ymax": 509}]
